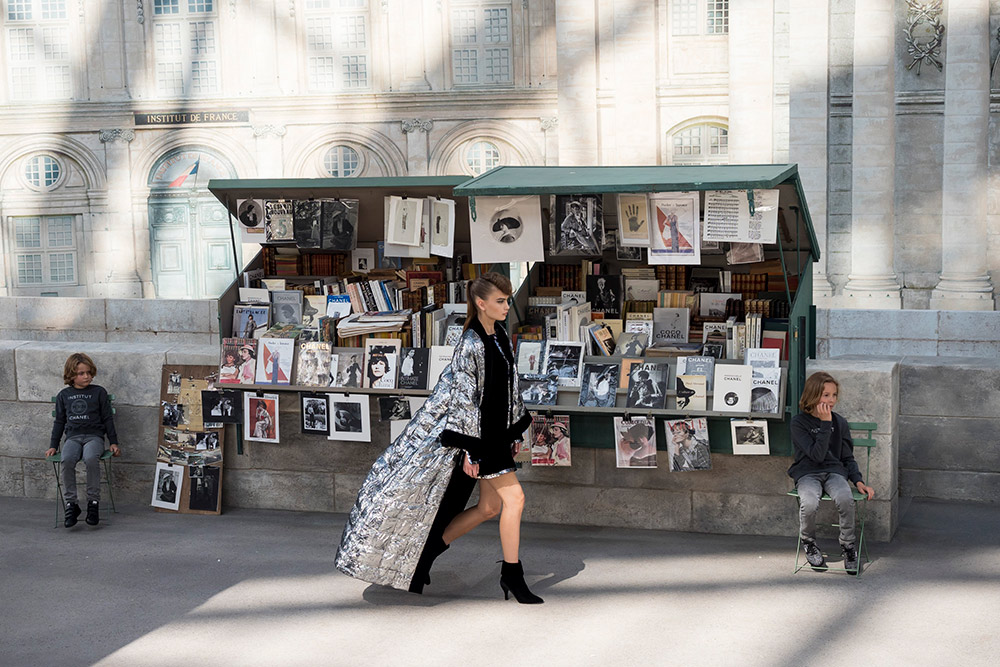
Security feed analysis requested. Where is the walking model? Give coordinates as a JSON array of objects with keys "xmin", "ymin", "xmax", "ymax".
[
  {"xmin": 46, "ymin": 353, "xmax": 121, "ymax": 527},
  {"xmin": 336, "ymin": 272, "xmax": 543, "ymax": 603},
  {"xmin": 788, "ymin": 372, "xmax": 875, "ymax": 574}
]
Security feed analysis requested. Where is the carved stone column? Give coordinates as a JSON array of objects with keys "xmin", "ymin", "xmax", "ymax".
[
  {"xmin": 402, "ymin": 119, "xmax": 431, "ymax": 176},
  {"xmin": 842, "ymin": 0, "xmax": 901, "ymax": 308},
  {"xmin": 728, "ymin": 0, "xmax": 775, "ymax": 163},
  {"xmin": 789, "ymin": 0, "xmax": 834, "ymax": 300},
  {"xmin": 930, "ymin": 0, "xmax": 995, "ymax": 310},
  {"xmin": 99, "ymin": 129, "xmax": 142, "ymax": 298},
  {"xmin": 555, "ymin": 0, "xmax": 598, "ymax": 165},
  {"xmin": 540, "ymin": 117, "xmax": 559, "ymax": 166},
  {"xmin": 251, "ymin": 124, "xmax": 286, "ymax": 178}
]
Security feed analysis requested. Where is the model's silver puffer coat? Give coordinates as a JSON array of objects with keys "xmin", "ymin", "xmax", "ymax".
[{"xmin": 334, "ymin": 325, "xmax": 527, "ymax": 591}]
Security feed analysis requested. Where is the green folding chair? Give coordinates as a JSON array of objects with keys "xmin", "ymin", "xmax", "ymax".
[
  {"xmin": 47, "ymin": 394, "xmax": 118, "ymax": 528},
  {"xmin": 787, "ymin": 421, "xmax": 876, "ymax": 576}
]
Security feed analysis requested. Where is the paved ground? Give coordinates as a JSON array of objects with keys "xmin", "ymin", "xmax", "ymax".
[{"xmin": 2, "ymin": 495, "xmax": 998, "ymax": 667}]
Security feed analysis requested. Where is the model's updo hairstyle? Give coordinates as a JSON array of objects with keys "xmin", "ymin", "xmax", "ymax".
[{"xmin": 463, "ymin": 271, "xmax": 513, "ymax": 331}]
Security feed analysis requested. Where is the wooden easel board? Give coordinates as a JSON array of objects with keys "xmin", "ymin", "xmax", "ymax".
[{"xmin": 156, "ymin": 364, "xmax": 225, "ymax": 515}]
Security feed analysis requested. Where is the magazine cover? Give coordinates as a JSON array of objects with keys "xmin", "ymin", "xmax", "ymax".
[
  {"xmin": 219, "ymin": 337, "xmax": 256, "ymax": 385},
  {"xmin": 648, "ymin": 191, "xmax": 700, "ymax": 265},
  {"xmin": 244, "ymin": 392, "xmax": 280, "ymax": 443},
  {"xmin": 232, "ymin": 304, "xmax": 269, "ymax": 339},
  {"xmin": 255, "ymin": 337, "xmax": 295, "ymax": 385},
  {"xmin": 578, "ymin": 363, "xmax": 619, "ymax": 408},
  {"xmin": 613, "ymin": 417, "xmax": 657, "ymax": 468},
  {"xmin": 264, "ymin": 200, "xmax": 294, "ymax": 242},
  {"xmin": 667, "ymin": 418, "xmax": 711, "ymax": 471},
  {"xmin": 530, "ymin": 414, "xmax": 571, "ymax": 466},
  {"xmin": 295, "ymin": 341, "xmax": 333, "ymax": 387}
]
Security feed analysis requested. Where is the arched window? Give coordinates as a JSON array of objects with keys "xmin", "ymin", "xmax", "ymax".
[
  {"xmin": 323, "ymin": 145, "xmax": 361, "ymax": 177},
  {"xmin": 22, "ymin": 154, "xmax": 62, "ymax": 190},
  {"xmin": 465, "ymin": 140, "xmax": 501, "ymax": 175},
  {"xmin": 670, "ymin": 123, "xmax": 728, "ymax": 165}
]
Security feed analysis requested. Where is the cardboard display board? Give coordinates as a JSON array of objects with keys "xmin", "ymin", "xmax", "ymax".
[{"xmin": 157, "ymin": 364, "xmax": 225, "ymax": 515}]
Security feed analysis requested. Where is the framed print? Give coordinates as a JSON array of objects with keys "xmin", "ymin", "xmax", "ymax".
[
  {"xmin": 351, "ymin": 248, "xmax": 375, "ymax": 273},
  {"xmin": 382, "ymin": 196, "xmax": 431, "ymax": 258},
  {"xmin": 541, "ymin": 340, "xmax": 585, "ymax": 387},
  {"xmin": 648, "ymin": 192, "xmax": 701, "ymax": 265},
  {"xmin": 151, "ymin": 462, "xmax": 183, "ymax": 510},
  {"xmin": 320, "ymin": 198, "xmax": 359, "ymax": 251},
  {"xmin": 617, "ymin": 194, "xmax": 650, "ymax": 247},
  {"xmin": 300, "ymin": 392, "xmax": 330, "ymax": 435},
  {"xmin": 329, "ymin": 393, "xmax": 372, "ymax": 442},
  {"xmin": 201, "ymin": 389, "xmax": 241, "ymax": 425},
  {"xmin": 430, "ymin": 197, "xmax": 456, "ymax": 257},
  {"xmin": 550, "ymin": 194, "xmax": 603, "ymax": 256},
  {"xmin": 387, "ymin": 196, "xmax": 423, "ymax": 247},
  {"xmin": 244, "ymin": 392, "xmax": 280, "ymax": 443},
  {"xmin": 468, "ymin": 195, "xmax": 545, "ymax": 264},
  {"xmin": 731, "ymin": 419, "xmax": 770, "ymax": 455}
]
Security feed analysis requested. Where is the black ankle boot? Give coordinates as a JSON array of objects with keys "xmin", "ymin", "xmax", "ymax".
[
  {"xmin": 499, "ymin": 560, "xmax": 543, "ymax": 604},
  {"xmin": 85, "ymin": 500, "xmax": 99, "ymax": 526},
  {"xmin": 64, "ymin": 502, "xmax": 81, "ymax": 528},
  {"xmin": 408, "ymin": 536, "xmax": 450, "ymax": 593}
]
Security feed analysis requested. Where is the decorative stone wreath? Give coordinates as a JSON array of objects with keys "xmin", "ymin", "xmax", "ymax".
[{"xmin": 905, "ymin": 0, "xmax": 945, "ymax": 75}]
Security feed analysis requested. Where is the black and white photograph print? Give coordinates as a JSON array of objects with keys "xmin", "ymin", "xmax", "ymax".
[
  {"xmin": 586, "ymin": 274, "xmax": 623, "ymax": 319},
  {"xmin": 151, "ymin": 462, "xmax": 183, "ymax": 511},
  {"xmin": 731, "ymin": 419, "xmax": 770, "ymax": 455},
  {"xmin": 387, "ymin": 196, "xmax": 424, "ymax": 247},
  {"xmin": 320, "ymin": 198, "xmax": 359, "ymax": 251},
  {"xmin": 188, "ymin": 465, "xmax": 221, "ymax": 513},
  {"xmin": 378, "ymin": 395, "xmax": 412, "ymax": 422},
  {"xmin": 264, "ymin": 200, "xmax": 295, "ymax": 242},
  {"xmin": 541, "ymin": 340, "xmax": 585, "ymax": 387},
  {"xmin": 578, "ymin": 363, "xmax": 620, "ymax": 408},
  {"xmin": 237, "ymin": 198, "xmax": 263, "ymax": 229},
  {"xmin": 329, "ymin": 393, "xmax": 371, "ymax": 442},
  {"xmin": 615, "ymin": 234, "xmax": 643, "ymax": 262},
  {"xmin": 518, "ymin": 373, "xmax": 559, "ymax": 406},
  {"xmin": 625, "ymin": 363, "xmax": 669, "ymax": 410},
  {"xmin": 195, "ymin": 431, "xmax": 220, "ymax": 451},
  {"xmin": 615, "ymin": 331, "xmax": 648, "ymax": 358},
  {"xmin": 468, "ymin": 195, "xmax": 544, "ymax": 264},
  {"xmin": 271, "ymin": 290, "xmax": 303, "ymax": 326},
  {"xmin": 167, "ymin": 371, "xmax": 182, "ymax": 395},
  {"xmin": 293, "ymin": 199, "xmax": 323, "ymax": 248},
  {"xmin": 300, "ymin": 393, "xmax": 330, "ymax": 435},
  {"xmin": 551, "ymin": 194, "xmax": 603, "ymax": 256},
  {"xmin": 351, "ymin": 248, "xmax": 375, "ymax": 273},
  {"xmin": 397, "ymin": 347, "xmax": 430, "ymax": 390},
  {"xmin": 244, "ymin": 392, "xmax": 280, "ymax": 443},
  {"xmin": 332, "ymin": 350, "xmax": 364, "ymax": 388},
  {"xmin": 161, "ymin": 401, "xmax": 183, "ymax": 428},
  {"xmin": 430, "ymin": 197, "xmax": 456, "ymax": 257}
]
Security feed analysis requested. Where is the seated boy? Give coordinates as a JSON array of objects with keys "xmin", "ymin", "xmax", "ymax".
[
  {"xmin": 45, "ymin": 353, "xmax": 121, "ymax": 527},
  {"xmin": 788, "ymin": 372, "xmax": 874, "ymax": 573}
]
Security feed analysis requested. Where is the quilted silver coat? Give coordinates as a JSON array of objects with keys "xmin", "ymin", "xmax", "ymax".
[{"xmin": 335, "ymin": 324, "xmax": 528, "ymax": 591}]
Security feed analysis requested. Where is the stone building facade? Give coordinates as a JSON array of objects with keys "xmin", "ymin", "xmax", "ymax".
[{"xmin": 0, "ymin": 0, "xmax": 997, "ymax": 311}]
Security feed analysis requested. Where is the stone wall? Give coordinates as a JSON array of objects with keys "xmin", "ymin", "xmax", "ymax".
[
  {"xmin": 816, "ymin": 308, "xmax": 1000, "ymax": 357},
  {"xmin": 0, "ymin": 297, "xmax": 219, "ymax": 345},
  {"xmin": 0, "ymin": 339, "xmax": 906, "ymax": 542}
]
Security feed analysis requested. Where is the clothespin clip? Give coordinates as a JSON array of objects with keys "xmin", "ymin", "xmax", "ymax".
[
  {"xmin": 646, "ymin": 411, "xmax": 653, "ymax": 422},
  {"xmin": 545, "ymin": 409, "xmax": 553, "ymax": 419},
  {"xmin": 255, "ymin": 389, "xmax": 264, "ymax": 398},
  {"xmin": 624, "ymin": 410, "xmax": 632, "ymax": 421}
]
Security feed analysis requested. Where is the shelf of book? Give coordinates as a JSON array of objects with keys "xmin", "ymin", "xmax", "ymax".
[{"xmin": 236, "ymin": 384, "xmax": 434, "ymax": 397}]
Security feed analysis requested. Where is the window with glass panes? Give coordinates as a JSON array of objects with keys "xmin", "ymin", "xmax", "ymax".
[
  {"xmin": 4, "ymin": 0, "xmax": 71, "ymax": 101},
  {"xmin": 323, "ymin": 145, "xmax": 360, "ymax": 177},
  {"xmin": 23, "ymin": 154, "xmax": 61, "ymax": 190},
  {"xmin": 11, "ymin": 215, "xmax": 77, "ymax": 286},
  {"xmin": 465, "ymin": 141, "xmax": 501, "ymax": 176},
  {"xmin": 671, "ymin": 124, "xmax": 728, "ymax": 164},
  {"xmin": 151, "ymin": 0, "xmax": 218, "ymax": 97},
  {"xmin": 304, "ymin": 0, "xmax": 370, "ymax": 91},
  {"xmin": 671, "ymin": 0, "xmax": 728, "ymax": 36},
  {"xmin": 450, "ymin": 1, "xmax": 512, "ymax": 86}
]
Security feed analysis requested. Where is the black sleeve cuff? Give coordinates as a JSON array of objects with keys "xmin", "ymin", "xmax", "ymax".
[
  {"xmin": 504, "ymin": 413, "xmax": 532, "ymax": 442},
  {"xmin": 440, "ymin": 429, "xmax": 485, "ymax": 459}
]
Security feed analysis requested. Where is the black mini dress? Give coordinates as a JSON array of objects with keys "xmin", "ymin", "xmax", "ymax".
[{"xmin": 474, "ymin": 332, "xmax": 518, "ymax": 479}]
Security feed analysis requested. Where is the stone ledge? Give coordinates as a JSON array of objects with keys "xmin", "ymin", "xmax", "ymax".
[
  {"xmin": 106, "ymin": 298, "xmax": 214, "ymax": 334},
  {"xmin": 900, "ymin": 469, "xmax": 1000, "ymax": 504}
]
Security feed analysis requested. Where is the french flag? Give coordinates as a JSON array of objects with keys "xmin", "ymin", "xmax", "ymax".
[{"xmin": 168, "ymin": 158, "xmax": 200, "ymax": 187}]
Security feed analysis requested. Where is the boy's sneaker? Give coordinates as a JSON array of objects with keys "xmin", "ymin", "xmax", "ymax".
[
  {"xmin": 843, "ymin": 544, "xmax": 859, "ymax": 575},
  {"xmin": 85, "ymin": 500, "xmax": 100, "ymax": 526},
  {"xmin": 64, "ymin": 502, "xmax": 81, "ymax": 528},
  {"xmin": 803, "ymin": 541, "xmax": 827, "ymax": 570}
]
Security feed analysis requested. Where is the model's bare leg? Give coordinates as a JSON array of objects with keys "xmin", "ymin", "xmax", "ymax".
[
  {"xmin": 442, "ymin": 478, "xmax": 501, "ymax": 544},
  {"xmin": 481, "ymin": 473, "xmax": 525, "ymax": 563}
]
